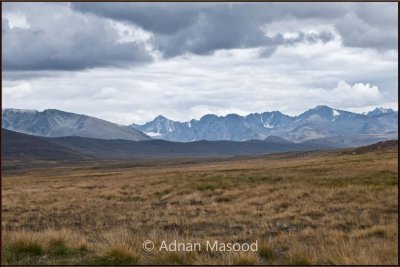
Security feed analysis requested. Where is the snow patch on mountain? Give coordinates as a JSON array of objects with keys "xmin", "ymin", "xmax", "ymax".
[
  {"xmin": 377, "ymin": 108, "xmax": 391, "ymax": 113},
  {"xmin": 146, "ymin": 131, "xmax": 162, "ymax": 137},
  {"xmin": 264, "ymin": 123, "xmax": 274, "ymax": 128},
  {"xmin": 333, "ymin": 109, "xmax": 340, "ymax": 116}
]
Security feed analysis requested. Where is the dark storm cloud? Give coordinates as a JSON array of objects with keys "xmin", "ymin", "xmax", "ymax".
[
  {"xmin": 2, "ymin": 18, "xmax": 10, "ymax": 32},
  {"xmin": 72, "ymin": 3, "xmax": 341, "ymax": 57},
  {"xmin": 2, "ymin": 2, "xmax": 397, "ymax": 72},
  {"xmin": 72, "ymin": 2, "xmax": 397, "ymax": 57},
  {"xmin": 72, "ymin": 3, "xmax": 346, "ymax": 34},
  {"xmin": 335, "ymin": 12, "xmax": 397, "ymax": 50},
  {"xmin": 3, "ymin": 28, "xmax": 151, "ymax": 71},
  {"xmin": 2, "ymin": 3, "xmax": 152, "ymax": 71},
  {"xmin": 72, "ymin": 3, "xmax": 202, "ymax": 35}
]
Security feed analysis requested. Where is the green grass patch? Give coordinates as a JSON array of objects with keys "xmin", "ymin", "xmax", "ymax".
[
  {"xmin": 232, "ymin": 255, "xmax": 257, "ymax": 265},
  {"xmin": 9, "ymin": 240, "xmax": 43, "ymax": 256},
  {"xmin": 2, "ymin": 240, "xmax": 44, "ymax": 264},
  {"xmin": 287, "ymin": 256, "xmax": 312, "ymax": 265},
  {"xmin": 365, "ymin": 229, "xmax": 387, "ymax": 239},
  {"xmin": 152, "ymin": 252, "xmax": 195, "ymax": 265},
  {"xmin": 215, "ymin": 196, "xmax": 232, "ymax": 203},
  {"xmin": 193, "ymin": 174, "xmax": 275, "ymax": 192},
  {"xmin": 99, "ymin": 194, "xmax": 117, "ymax": 201},
  {"xmin": 117, "ymin": 196, "xmax": 145, "ymax": 202},
  {"xmin": 154, "ymin": 189, "xmax": 172, "ymax": 197},
  {"xmin": 258, "ymin": 246, "xmax": 275, "ymax": 261},
  {"xmin": 88, "ymin": 248, "xmax": 139, "ymax": 265},
  {"xmin": 305, "ymin": 170, "xmax": 398, "ymax": 187},
  {"xmin": 47, "ymin": 239, "xmax": 87, "ymax": 257}
]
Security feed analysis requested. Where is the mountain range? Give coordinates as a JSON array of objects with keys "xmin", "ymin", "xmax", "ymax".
[
  {"xmin": 130, "ymin": 105, "xmax": 398, "ymax": 142},
  {"xmin": 2, "ymin": 106, "xmax": 398, "ymax": 148}
]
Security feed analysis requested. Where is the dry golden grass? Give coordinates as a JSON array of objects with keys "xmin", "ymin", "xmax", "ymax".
[{"xmin": 1, "ymin": 147, "xmax": 398, "ymax": 264}]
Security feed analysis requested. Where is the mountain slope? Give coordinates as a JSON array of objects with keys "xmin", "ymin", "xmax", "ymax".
[{"xmin": 2, "ymin": 108, "xmax": 150, "ymax": 141}]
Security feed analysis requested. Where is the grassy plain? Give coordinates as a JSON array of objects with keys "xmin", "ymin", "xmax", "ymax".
[{"xmin": 1, "ymin": 145, "xmax": 398, "ymax": 265}]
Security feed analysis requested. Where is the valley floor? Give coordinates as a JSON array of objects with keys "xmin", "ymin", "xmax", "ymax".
[{"xmin": 1, "ymin": 146, "xmax": 398, "ymax": 265}]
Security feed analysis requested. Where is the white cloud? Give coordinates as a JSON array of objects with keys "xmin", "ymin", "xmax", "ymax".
[
  {"xmin": 3, "ymin": 12, "xmax": 30, "ymax": 29},
  {"xmin": 92, "ymin": 87, "xmax": 119, "ymax": 100},
  {"xmin": 299, "ymin": 80, "xmax": 382, "ymax": 109},
  {"xmin": 333, "ymin": 80, "xmax": 381, "ymax": 103},
  {"xmin": 2, "ymin": 82, "xmax": 32, "ymax": 98}
]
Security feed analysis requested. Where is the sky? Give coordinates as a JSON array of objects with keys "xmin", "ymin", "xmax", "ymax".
[{"xmin": 2, "ymin": 2, "xmax": 398, "ymax": 125}]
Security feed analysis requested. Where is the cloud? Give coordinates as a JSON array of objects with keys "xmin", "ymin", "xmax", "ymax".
[
  {"xmin": 335, "ymin": 12, "xmax": 397, "ymax": 50},
  {"xmin": 3, "ymin": 3, "xmax": 396, "ymax": 72},
  {"xmin": 2, "ymin": 18, "xmax": 10, "ymax": 33},
  {"xmin": 3, "ymin": 13, "xmax": 29, "ymax": 29},
  {"xmin": 2, "ymin": 82, "xmax": 32, "ymax": 98},
  {"xmin": 2, "ymin": 41, "xmax": 396, "ymax": 124},
  {"xmin": 72, "ymin": 3, "xmax": 203, "ymax": 35},
  {"xmin": 2, "ymin": 3, "xmax": 153, "ymax": 71},
  {"xmin": 334, "ymin": 80, "xmax": 381, "ymax": 102},
  {"xmin": 73, "ymin": 3, "xmax": 339, "ymax": 57},
  {"xmin": 92, "ymin": 87, "xmax": 119, "ymax": 100},
  {"xmin": 303, "ymin": 80, "xmax": 382, "ymax": 108},
  {"xmin": 72, "ymin": 2, "xmax": 397, "ymax": 57}
]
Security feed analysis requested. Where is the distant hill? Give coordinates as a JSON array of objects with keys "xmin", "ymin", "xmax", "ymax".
[
  {"xmin": 1, "ymin": 128, "xmax": 89, "ymax": 161},
  {"xmin": 302, "ymin": 133, "xmax": 398, "ymax": 148},
  {"xmin": 2, "ymin": 129, "xmax": 332, "ymax": 161},
  {"xmin": 351, "ymin": 140, "xmax": 398, "ymax": 154},
  {"xmin": 2, "ymin": 108, "xmax": 150, "ymax": 141},
  {"xmin": 263, "ymin": 135, "xmax": 292, "ymax": 143},
  {"xmin": 131, "ymin": 105, "xmax": 398, "ymax": 143}
]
